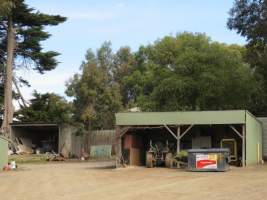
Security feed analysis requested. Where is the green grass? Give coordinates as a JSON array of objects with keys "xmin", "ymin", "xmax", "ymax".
[
  {"xmin": 8, "ymin": 154, "xmax": 48, "ymax": 164},
  {"xmin": 8, "ymin": 154, "xmax": 116, "ymax": 164}
]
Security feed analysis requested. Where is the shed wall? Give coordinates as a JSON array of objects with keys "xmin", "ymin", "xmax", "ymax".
[
  {"xmin": 257, "ymin": 117, "xmax": 267, "ymax": 160},
  {"xmin": 246, "ymin": 112, "xmax": 262, "ymax": 165}
]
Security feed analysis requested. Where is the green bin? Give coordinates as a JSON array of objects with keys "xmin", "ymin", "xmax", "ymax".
[{"xmin": 0, "ymin": 136, "xmax": 8, "ymax": 170}]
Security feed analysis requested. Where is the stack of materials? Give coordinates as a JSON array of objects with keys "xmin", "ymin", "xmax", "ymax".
[{"xmin": 15, "ymin": 137, "xmax": 34, "ymax": 154}]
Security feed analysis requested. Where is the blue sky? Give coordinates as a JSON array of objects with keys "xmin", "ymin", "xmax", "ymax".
[{"xmin": 18, "ymin": 0, "xmax": 245, "ymax": 102}]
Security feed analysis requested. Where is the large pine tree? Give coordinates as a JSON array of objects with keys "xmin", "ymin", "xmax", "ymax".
[{"xmin": 0, "ymin": 0, "xmax": 66, "ymax": 137}]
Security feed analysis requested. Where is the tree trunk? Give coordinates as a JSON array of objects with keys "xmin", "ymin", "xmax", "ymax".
[{"xmin": 2, "ymin": 15, "xmax": 15, "ymax": 138}]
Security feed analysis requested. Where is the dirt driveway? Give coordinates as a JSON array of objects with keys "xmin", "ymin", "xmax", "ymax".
[{"xmin": 0, "ymin": 162, "xmax": 267, "ymax": 200}]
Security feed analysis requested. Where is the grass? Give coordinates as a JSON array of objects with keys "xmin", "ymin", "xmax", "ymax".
[
  {"xmin": 8, "ymin": 154, "xmax": 116, "ymax": 165},
  {"xmin": 8, "ymin": 154, "xmax": 48, "ymax": 164}
]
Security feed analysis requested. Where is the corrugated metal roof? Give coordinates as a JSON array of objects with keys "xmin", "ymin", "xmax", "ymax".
[
  {"xmin": 116, "ymin": 110, "xmax": 247, "ymax": 126},
  {"xmin": 10, "ymin": 122, "xmax": 58, "ymax": 127}
]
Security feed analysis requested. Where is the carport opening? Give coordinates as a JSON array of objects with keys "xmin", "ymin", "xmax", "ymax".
[
  {"xmin": 122, "ymin": 127, "xmax": 176, "ymax": 166},
  {"xmin": 11, "ymin": 124, "xmax": 59, "ymax": 153},
  {"xmin": 121, "ymin": 124, "xmax": 243, "ymax": 167}
]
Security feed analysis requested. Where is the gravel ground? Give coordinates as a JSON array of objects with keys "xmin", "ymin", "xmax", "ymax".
[{"xmin": 0, "ymin": 162, "xmax": 267, "ymax": 200}]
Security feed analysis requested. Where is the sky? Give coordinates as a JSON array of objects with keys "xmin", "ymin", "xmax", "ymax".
[{"xmin": 18, "ymin": 0, "xmax": 245, "ymax": 103}]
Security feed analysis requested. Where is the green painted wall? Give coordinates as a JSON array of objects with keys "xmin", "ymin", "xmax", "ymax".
[
  {"xmin": 116, "ymin": 110, "xmax": 246, "ymax": 126},
  {"xmin": 0, "ymin": 136, "xmax": 8, "ymax": 170},
  {"xmin": 257, "ymin": 117, "xmax": 267, "ymax": 159},
  {"xmin": 246, "ymin": 111, "xmax": 263, "ymax": 165}
]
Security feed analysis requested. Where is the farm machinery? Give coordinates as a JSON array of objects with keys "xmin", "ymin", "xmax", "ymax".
[
  {"xmin": 146, "ymin": 140, "xmax": 172, "ymax": 168},
  {"xmin": 146, "ymin": 140, "xmax": 190, "ymax": 168}
]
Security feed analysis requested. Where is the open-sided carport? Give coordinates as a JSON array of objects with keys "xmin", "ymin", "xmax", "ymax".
[
  {"xmin": 10, "ymin": 123, "xmax": 77, "ymax": 157},
  {"xmin": 115, "ymin": 110, "xmax": 262, "ymax": 167}
]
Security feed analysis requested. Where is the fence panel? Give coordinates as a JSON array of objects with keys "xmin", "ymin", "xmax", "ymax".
[
  {"xmin": 90, "ymin": 130, "xmax": 116, "ymax": 146},
  {"xmin": 90, "ymin": 130, "xmax": 116, "ymax": 156}
]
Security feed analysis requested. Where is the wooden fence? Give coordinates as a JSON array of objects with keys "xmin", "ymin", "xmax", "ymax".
[
  {"xmin": 90, "ymin": 130, "xmax": 116, "ymax": 146},
  {"xmin": 71, "ymin": 134, "xmax": 83, "ymax": 157},
  {"xmin": 71, "ymin": 129, "xmax": 116, "ymax": 157},
  {"xmin": 90, "ymin": 130, "xmax": 116, "ymax": 156}
]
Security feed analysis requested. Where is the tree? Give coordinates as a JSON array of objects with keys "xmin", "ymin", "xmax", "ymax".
[
  {"xmin": 123, "ymin": 33, "xmax": 264, "ymax": 113},
  {"xmin": 112, "ymin": 46, "xmax": 135, "ymax": 107},
  {"xmin": 0, "ymin": 0, "xmax": 14, "ymax": 15},
  {"xmin": 228, "ymin": 0, "xmax": 267, "ymax": 113},
  {"xmin": 67, "ymin": 33, "xmax": 264, "ymax": 130},
  {"xmin": 0, "ymin": 0, "xmax": 66, "ymax": 137},
  {"xmin": 66, "ymin": 43, "xmax": 122, "ymax": 130},
  {"xmin": 16, "ymin": 91, "xmax": 73, "ymax": 124}
]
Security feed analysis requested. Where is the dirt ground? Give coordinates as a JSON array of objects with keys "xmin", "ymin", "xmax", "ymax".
[{"xmin": 1, "ymin": 162, "xmax": 267, "ymax": 200}]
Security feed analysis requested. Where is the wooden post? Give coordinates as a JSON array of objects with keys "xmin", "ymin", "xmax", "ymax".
[
  {"xmin": 177, "ymin": 126, "xmax": 180, "ymax": 153},
  {"xmin": 242, "ymin": 124, "xmax": 246, "ymax": 167},
  {"xmin": 115, "ymin": 126, "xmax": 122, "ymax": 167}
]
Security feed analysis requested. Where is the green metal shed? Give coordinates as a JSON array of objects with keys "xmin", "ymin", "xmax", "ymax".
[
  {"xmin": 115, "ymin": 110, "xmax": 262, "ymax": 166},
  {"xmin": 0, "ymin": 135, "xmax": 8, "ymax": 170}
]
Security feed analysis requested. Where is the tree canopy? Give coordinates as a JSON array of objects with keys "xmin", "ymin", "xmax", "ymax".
[
  {"xmin": 228, "ymin": 0, "xmax": 267, "ymax": 114},
  {"xmin": 0, "ymin": 0, "xmax": 66, "ymax": 73},
  {"xmin": 66, "ymin": 33, "xmax": 264, "ymax": 129},
  {"xmin": 16, "ymin": 91, "xmax": 73, "ymax": 124},
  {"xmin": 123, "ymin": 33, "xmax": 264, "ymax": 112},
  {"xmin": 0, "ymin": 0, "xmax": 14, "ymax": 15},
  {"xmin": 66, "ymin": 42, "xmax": 122, "ymax": 130}
]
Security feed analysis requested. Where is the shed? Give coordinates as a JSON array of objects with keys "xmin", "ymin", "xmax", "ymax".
[
  {"xmin": 0, "ymin": 136, "xmax": 8, "ymax": 170},
  {"xmin": 115, "ymin": 110, "xmax": 262, "ymax": 167},
  {"xmin": 10, "ymin": 123, "xmax": 79, "ymax": 157}
]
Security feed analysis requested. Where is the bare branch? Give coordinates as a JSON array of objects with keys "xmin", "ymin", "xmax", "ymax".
[{"xmin": 13, "ymin": 76, "xmax": 29, "ymax": 107}]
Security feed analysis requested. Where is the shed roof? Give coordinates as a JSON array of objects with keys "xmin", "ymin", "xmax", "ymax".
[
  {"xmin": 116, "ymin": 110, "xmax": 249, "ymax": 126},
  {"xmin": 10, "ymin": 122, "xmax": 58, "ymax": 127}
]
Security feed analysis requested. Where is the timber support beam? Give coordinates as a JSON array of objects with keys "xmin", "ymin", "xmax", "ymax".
[
  {"xmin": 229, "ymin": 125, "xmax": 243, "ymax": 139},
  {"xmin": 179, "ymin": 125, "xmax": 194, "ymax": 139},
  {"xmin": 164, "ymin": 124, "xmax": 178, "ymax": 140},
  {"xmin": 177, "ymin": 126, "xmax": 180, "ymax": 153},
  {"xmin": 228, "ymin": 124, "xmax": 246, "ymax": 167}
]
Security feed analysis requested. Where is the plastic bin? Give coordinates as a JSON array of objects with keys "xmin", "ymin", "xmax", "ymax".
[
  {"xmin": 0, "ymin": 136, "xmax": 8, "ymax": 170},
  {"xmin": 187, "ymin": 148, "xmax": 230, "ymax": 172}
]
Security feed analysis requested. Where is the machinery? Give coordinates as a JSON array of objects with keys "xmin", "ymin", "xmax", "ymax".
[{"xmin": 146, "ymin": 140, "xmax": 172, "ymax": 168}]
